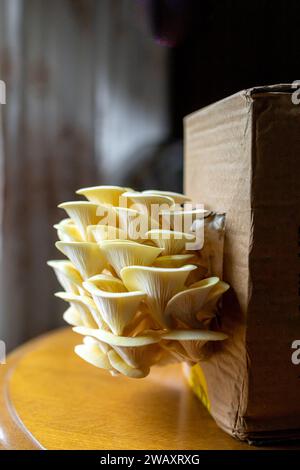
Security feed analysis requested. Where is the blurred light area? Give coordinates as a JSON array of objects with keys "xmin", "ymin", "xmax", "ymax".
[{"xmin": 0, "ymin": 0, "xmax": 171, "ymax": 349}]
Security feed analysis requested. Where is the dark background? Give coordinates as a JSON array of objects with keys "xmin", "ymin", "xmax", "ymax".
[{"xmin": 165, "ymin": 0, "xmax": 300, "ymax": 137}]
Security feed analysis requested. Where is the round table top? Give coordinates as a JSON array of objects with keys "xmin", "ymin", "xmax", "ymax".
[{"xmin": 0, "ymin": 328, "xmax": 298, "ymax": 450}]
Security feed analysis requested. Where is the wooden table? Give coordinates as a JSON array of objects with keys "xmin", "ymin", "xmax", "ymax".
[{"xmin": 0, "ymin": 328, "xmax": 298, "ymax": 450}]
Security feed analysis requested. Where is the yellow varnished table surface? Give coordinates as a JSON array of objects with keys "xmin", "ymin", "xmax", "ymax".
[{"xmin": 0, "ymin": 328, "xmax": 299, "ymax": 450}]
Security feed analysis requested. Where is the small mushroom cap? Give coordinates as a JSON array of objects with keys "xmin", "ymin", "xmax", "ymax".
[
  {"xmin": 195, "ymin": 280, "xmax": 230, "ymax": 311},
  {"xmin": 162, "ymin": 329, "xmax": 228, "ymax": 341},
  {"xmin": 81, "ymin": 287, "xmax": 147, "ymax": 335},
  {"xmin": 145, "ymin": 229, "xmax": 196, "ymax": 255},
  {"xmin": 142, "ymin": 190, "xmax": 191, "ymax": 205},
  {"xmin": 161, "ymin": 330, "xmax": 227, "ymax": 363},
  {"xmin": 75, "ymin": 339, "xmax": 112, "ymax": 370},
  {"xmin": 85, "ymin": 274, "xmax": 127, "ymax": 293},
  {"xmin": 55, "ymin": 241, "xmax": 106, "ymax": 279},
  {"xmin": 63, "ymin": 306, "xmax": 83, "ymax": 326},
  {"xmin": 164, "ymin": 277, "xmax": 220, "ymax": 328},
  {"xmin": 115, "ymin": 206, "xmax": 160, "ymax": 241},
  {"xmin": 88, "ymin": 225, "xmax": 127, "ymax": 243},
  {"xmin": 160, "ymin": 207, "xmax": 209, "ymax": 231},
  {"xmin": 153, "ymin": 254, "xmax": 196, "ymax": 268},
  {"xmin": 122, "ymin": 191, "xmax": 175, "ymax": 215},
  {"xmin": 58, "ymin": 201, "xmax": 108, "ymax": 239},
  {"xmin": 54, "ymin": 218, "xmax": 83, "ymax": 242},
  {"xmin": 73, "ymin": 326, "xmax": 161, "ymax": 347},
  {"xmin": 47, "ymin": 260, "xmax": 83, "ymax": 294},
  {"xmin": 55, "ymin": 291, "xmax": 102, "ymax": 328},
  {"xmin": 120, "ymin": 264, "xmax": 197, "ymax": 327},
  {"xmin": 76, "ymin": 185, "xmax": 129, "ymax": 206},
  {"xmin": 100, "ymin": 239, "xmax": 163, "ymax": 276}
]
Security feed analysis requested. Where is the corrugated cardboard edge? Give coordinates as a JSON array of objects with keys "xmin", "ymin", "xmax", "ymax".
[{"xmin": 184, "ymin": 83, "xmax": 294, "ymax": 123}]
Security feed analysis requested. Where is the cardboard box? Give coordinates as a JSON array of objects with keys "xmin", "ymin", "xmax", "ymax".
[{"xmin": 184, "ymin": 84, "xmax": 300, "ymax": 443}]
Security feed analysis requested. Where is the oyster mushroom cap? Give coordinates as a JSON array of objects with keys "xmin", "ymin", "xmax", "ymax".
[
  {"xmin": 142, "ymin": 190, "xmax": 191, "ymax": 205},
  {"xmin": 195, "ymin": 280, "xmax": 230, "ymax": 309},
  {"xmin": 74, "ymin": 326, "xmax": 160, "ymax": 346},
  {"xmin": 120, "ymin": 264, "xmax": 197, "ymax": 327},
  {"xmin": 55, "ymin": 291, "xmax": 106, "ymax": 329},
  {"xmin": 85, "ymin": 274, "xmax": 127, "ymax": 293},
  {"xmin": 145, "ymin": 229, "xmax": 196, "ymax": 255},
  {"xmin": 55, "ymin": 241, "xmax": 106, "ymax": 279},
  {"xmin": 122, "ymin": 191, "xmax": 175, "ymax": 215},
  {"xmin": 47, "ymin": 260, "xmax": 83, "ymax": 294},
  {"xmin": 153, "ymin": 254, "xmax": 196, "ymax": 268},
  {"xmin": 81, "ymin": 286, "xmax": 147, "ymax": 335},
  {"xmin": 75, "ymin": 338, "xmax": 112, "ymax": 370},
  {"xmin": 160, "ymin": 207, "xmax": 209, "ymax": 231},
  {"xmin": 58, "ymin": 201, "xmax": 109, "ymax": 240},
  {"xmin": 63, "ymin": 306, "xmax": 83, "ymax": 326},
  {"xmin": 164, "ymin": 277, "xmax": 220, "ymax": 328},
  {"xmin": 99, "ymin": 239, "xmax": 163, "ymax": 276},
  {"xmin": 76, "ymin": 185, "xmax": 129, "ymax": 206},
  {"xmin": 115, "ymin": 206, "xmax": 160, "ymax": 241},
  {"xmin": 87, "ymin": 225, "xmax": 127, "ymax": 243},
  {"xmin": 161, "ymin": 330, "xmax": 228, "ymax": 362},
  {"xmin": 54, "ymin": 218, "xmax": 83, "ymax": 242},
  {"xmin": 162, "ymin": 329, "xmax": 228, "ymax": 341}
]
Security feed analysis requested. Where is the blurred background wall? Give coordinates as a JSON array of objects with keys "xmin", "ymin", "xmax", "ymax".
[
  {"xmin": 0, "ymin": 0, "xmax": 170, "ymax": 349},
  {"xmin": 1, "ymin": 0, "xmax": 300, "ymax": 349}
]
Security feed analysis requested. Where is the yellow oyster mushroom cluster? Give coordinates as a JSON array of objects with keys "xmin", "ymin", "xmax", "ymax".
[{"xmin": 48, "ymin": 185, "xmax": 229, "ymax": 378}]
